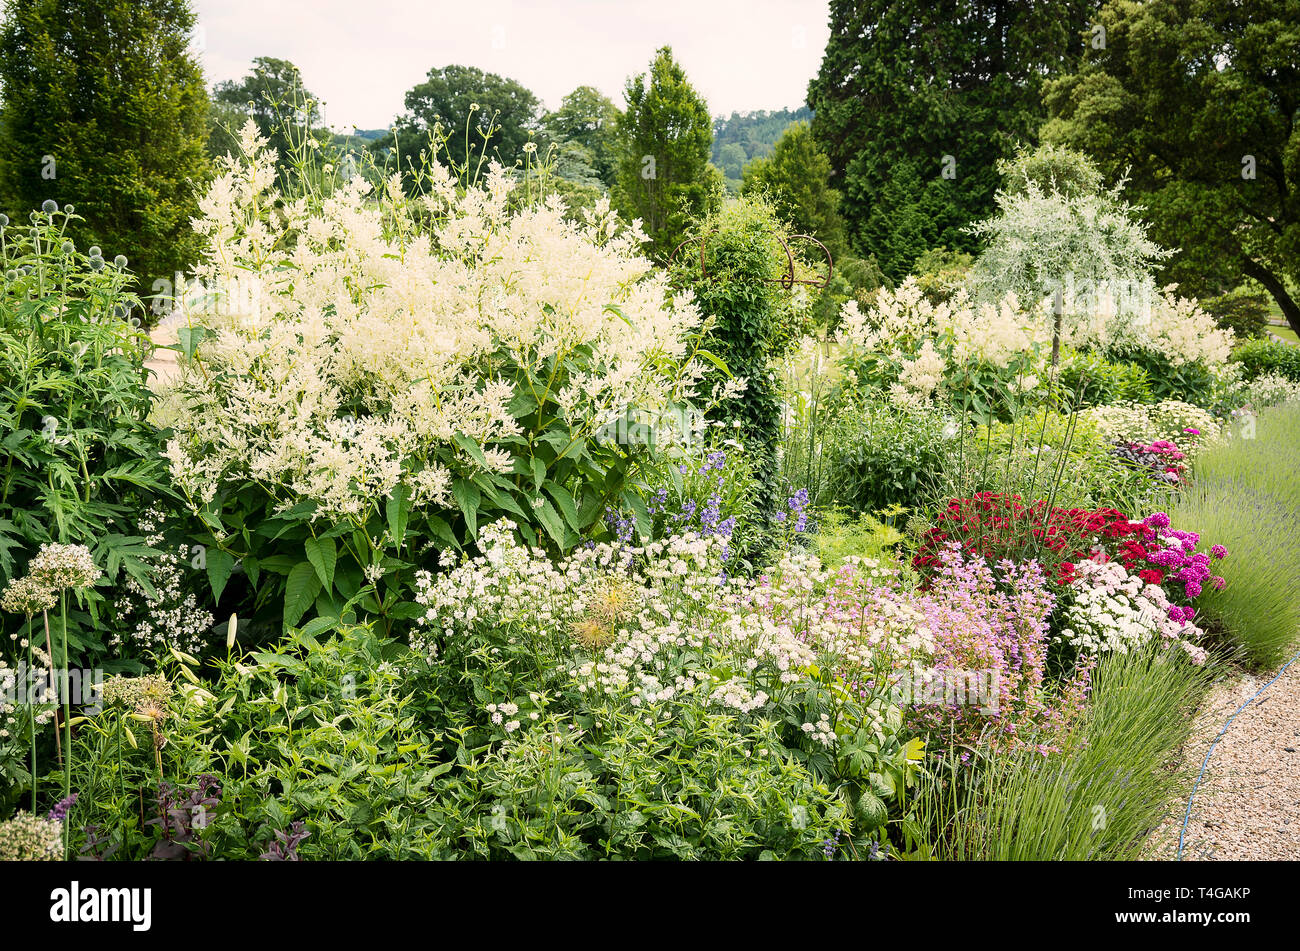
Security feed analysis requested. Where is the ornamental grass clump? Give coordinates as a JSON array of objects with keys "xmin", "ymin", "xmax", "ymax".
[
  {"xmin": 1168, "ymin": 480, "xmax": 1300, "ymax": 668},
  {"xmin": 910, "ymin": 643, "xmax": 1215, "ymax": 861},
  {"xmin": 1175, "ymin": 405, "xmax": 1300, "ymax": 665}
]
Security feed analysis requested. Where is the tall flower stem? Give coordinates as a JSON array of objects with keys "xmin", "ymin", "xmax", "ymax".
[
  {"xmin": 26, "ymin": 628, "xmax": 36, "ymax": 812},
  {"xmin": 41, "ymin": 609, "xmax": 61, "ymax": 768},
  {"xmin": 59, "ymin": 590, "xmax": 70, "ymax": 799}
]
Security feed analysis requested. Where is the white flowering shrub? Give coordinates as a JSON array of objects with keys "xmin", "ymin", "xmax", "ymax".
[
  {"xmin": 158, "ymin": 122, "xmax": 713, "ymax": 629},
  {"xmin": 1120, "ymin": 289, "xmax": 1234, "ymax": 369},
  {"xmin": 1081, "ymin": 400, "xmax": 1221, "ymax": 453},
  {"xmin": 1235, "ymin": 371, "xmax": 1300, "ymax": 409},
  {"xmin": 837, "ymin": 276, "xmax": 1233, "ymax": 416},
  {"xmin": 967, "ymin": 166, "xmax": 1169, "ymax": 319},
  {"xmin": 966, "ymin": 146, "xmax": 1233, "ymax": 394},
  {"xmin": 1057, "ymin": 561, "xmax": 1206, "ymax": 663},
  {"xmin": 836, "ymin": 278, "xmax": 1045, "ymax": 415},
  {"xmin": 409, "ymin": 519, "xmax": 931, "ymax": 846}
]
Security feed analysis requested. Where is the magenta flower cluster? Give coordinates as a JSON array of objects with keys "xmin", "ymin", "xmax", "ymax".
[{"xmin": 1137, "ymin": 512, "xmax": 1227, "ymax": 603}]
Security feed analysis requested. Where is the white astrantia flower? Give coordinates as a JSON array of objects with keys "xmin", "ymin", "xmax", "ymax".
[{"xmin": 408, "ymin": 519, "xmax": 933, "ymax": 731}]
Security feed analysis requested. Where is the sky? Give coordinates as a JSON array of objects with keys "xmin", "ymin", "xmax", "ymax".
[{"xmin": 192, "ymin": 0, "xmax": 831, "ymax": 132}]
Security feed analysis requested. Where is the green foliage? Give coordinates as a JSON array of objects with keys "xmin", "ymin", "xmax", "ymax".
[
  {"xmin": 810, "ymin": 509, "xmax": 907, "ymax": 568},
  {"xmin": 711, "ymin": 107, "xmax": 812, "ymax": 183},
  {"xmin": 373, "ymin": 64, "xmax": 542, "ymax": 179},
  {"xmin": 997, "ymin": 141, "xmax": 1105, "ymax": 200},
  {"xmin": 0, "ymin": 207, "xmax": 172, "ymax": 660},
  {"xmin": 1112, "ymin": 347, "xmax": 1217, "ymax": 406},
  {"xmin": 1054, "ymin": 351, "xmax": 1155, "ymax": 409},
  {"xmin": 823, "ymin": 400, "xmax": 957, "ymax": 515},
  {"xmin": 448, "ymin": 702, "xmax": 850, "ymax": 859},
  {"xmin": 911, "ymin": 247, "xmax": 973, "ymax": 304},
  {"xmin": 1233, "ymin": 337, "xmax": 1300, "ymax": 383},
  {"xmin": 741, "ymin": 121, "xmax": 848, "ymax": 258},
  {"xmin": 0, "ymin": 0, "xmax": 211, "ymax": 298},
  {"xmin": 673, "ymin": 197, "xmax": 805, "ymax": 518},
  {"xmin": 1202, "ymin": 288, "xmax": 1271, "ymax": 340},
  {"xmin": 907, "ymin": 645, "xmax": 1215, "ymax": 860},
  {"xmin": 67, "ymin": 624, "xmax": 456, "ymax": 860},
  {"xmin": 1043, "ymin": 0, "xmax": 1300, "ymax": 336},
  {"xmin": 62, "ymin": 581, "xmax": 901, "ymax": 859},
  {"xmin": 779, "ymin": 341, "xmax": 845, "ymax": 506},
  {"xmin": 542, "ymin": 85, "xmax": 621, "ymax": 188},
  {"xmin": 945, "ymin": 407, "xmax": 1155, "ymax": 515},
  {"xmin": 613, "ymin": 46, "xmax": 716, "ymax": 260},
  {"xmin": 808, "ymin": 0, "xmax": 1091, "ymax": 280}
]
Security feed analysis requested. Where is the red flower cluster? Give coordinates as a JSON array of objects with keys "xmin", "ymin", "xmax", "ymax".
[{"xmin": 914, "ymin": 493, "xmax": 1138, "ymax": 586}]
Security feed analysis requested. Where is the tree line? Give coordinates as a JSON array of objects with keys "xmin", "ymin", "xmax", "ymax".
[{"xmin": 0, "ymin": 0, "xmax": 1296, "ymax": 334}]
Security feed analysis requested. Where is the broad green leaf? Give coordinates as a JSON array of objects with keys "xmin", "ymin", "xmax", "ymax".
[
  {"xmin": 283, "ymin": 561, "xmax": 322, "ymax": 628},
  {"xmin": 622, "ymin": 489, "xmax": 651, "ymax": 540},
  {"xmin": 452, "ymin": 433, "xmax": 488, "ymax": 469},
  {"xmin": 298, "ymin": 615, "xmax": 340, "ymax": 639},
  {"xmin": 206, "ymin": 548, "xmax": 236, "ymax": 603},
  {"xmin": 694, "ymin": 347, "xmax": 731, "ymax": 375},
  {"xmin": 304, "ymin": 536, "xmax": 337, "ymax": 590},
  {"xmin": 544, "ymin": 481, "xmax": 581, "ymax": 531},
  {"xmin": 452, "ymin": 479, "xmax": 481, "ymax": 537},
  {"xmin": 424, "ymin": 514, "xmax": 460, "ymax": 550},
  {"xmin": 535, "ymin": 498, "xmax": 567, "ymax": 548},
  {"xmin": 386, "ymin": 483, "xmax": 412, "ymax": 549},
  {"xmin": 177, "ymin": 325, "xmax": 207, "ymax": 360},
  {"xmin": 507, "ymin": 388, "xmax": 538, "ymax": 419}
]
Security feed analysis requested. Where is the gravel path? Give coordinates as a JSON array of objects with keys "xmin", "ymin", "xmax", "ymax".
[
  {"xmin": 1150, "ymin": 657, "xmax": 1300, "ymax": 861},
  {"xmin": 145, "ymin": 319, "xmax": 180, "ymax": 388}
]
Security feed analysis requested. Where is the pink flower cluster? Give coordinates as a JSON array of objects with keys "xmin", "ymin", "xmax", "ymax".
[
  {"xmin": 910, "ymin": 544, "xmax": 1089, "ymax": 755},
  {"xmin": 751, "ymin": 545, "xmax": 1090, "ymax": 756},
  {"xmin": 1123, "ymin": 512, "xmax": 1227, "ymax": 609}
]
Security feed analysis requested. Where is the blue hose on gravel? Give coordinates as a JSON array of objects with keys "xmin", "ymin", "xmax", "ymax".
[{"xmin": 1177, "ymin": 647, "xmax": 1300, "ymax": 860}]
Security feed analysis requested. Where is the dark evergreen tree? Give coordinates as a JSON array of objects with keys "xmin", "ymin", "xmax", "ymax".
[
  {"xmin": 613, "ymin": 46, "xmax": 716, "ymax": 260},
  {"xmin": 0, "ymin": 0, "xmax": 211, "ymax": 297},
  {"xmin": 1043, "ymin": 0, "xmax": 1300, "ymax": 335},
  {"xmin": 741, "ymin": 121, "xmax": 847, "ymax": 258},
  {"xmin": 807, "ymin": 0, "xmax": 1093, "ymax": 281}
]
